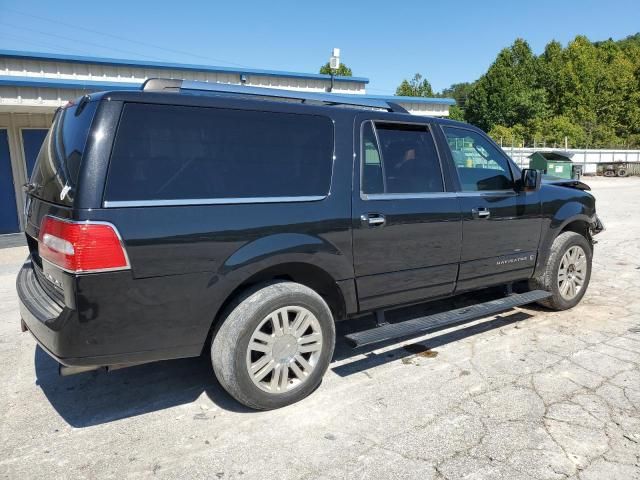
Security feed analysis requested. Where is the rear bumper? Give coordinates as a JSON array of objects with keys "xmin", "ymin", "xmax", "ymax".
[
  {"xmin": 16, "ymin": 259, "xmax": 69, "ymax": 364},
  {"xmin": 17, "ymin": 258, "xmax": 204, "ymax": 368}
]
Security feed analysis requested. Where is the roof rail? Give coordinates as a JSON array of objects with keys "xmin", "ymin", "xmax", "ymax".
[{"xmin": 141, "ymin": 78, "xmax": 408, "ymax": 113}]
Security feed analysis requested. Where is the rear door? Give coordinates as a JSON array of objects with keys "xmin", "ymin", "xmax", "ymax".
[
  {"xmin": 438, "ymin": 125, "xmax": 542, "ymax": 291},
  {"xmin": 352, "ymin": 115, "xmax": 462, "ymax": 311}
]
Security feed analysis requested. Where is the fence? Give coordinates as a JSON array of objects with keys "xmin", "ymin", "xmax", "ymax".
[{"xmin": 503, "ymin": 147, "xmax": 640, "ymax": 174}]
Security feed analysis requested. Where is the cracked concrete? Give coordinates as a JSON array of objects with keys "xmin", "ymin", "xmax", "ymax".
[{"xmin": 1, "ymin": 176, "xmax": 639, "ymax": 479}]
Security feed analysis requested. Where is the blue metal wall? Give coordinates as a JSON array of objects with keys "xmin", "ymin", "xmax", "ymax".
[
  {"xmin": 21, "ymin": 129, "xmax": 48, "ymax": 178},
  {"xmin": 0, "ymin": 130, "xmax": 19, "ymax": 234}
]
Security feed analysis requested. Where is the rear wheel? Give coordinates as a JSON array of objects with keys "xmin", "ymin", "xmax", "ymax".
[
  {"xmin": 530, "ymin": 231, "xmax": 592, "ymax": 310},
  {"xmin": 211, "ymin": 281, "xmax": 336, "ymax": 410}
]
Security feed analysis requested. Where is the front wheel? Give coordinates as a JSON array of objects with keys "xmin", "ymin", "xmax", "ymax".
[
  {"xmin": 211, "ymin": 281, "xmax": 336, "ymax": 410},
  {"xmin": 530, "ymin": 231, "xmax": 593, "ymax": 310}
]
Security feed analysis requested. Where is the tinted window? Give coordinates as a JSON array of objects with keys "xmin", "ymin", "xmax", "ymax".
[
  {"xmin": 30, "ymin": 99, "xmax": 99, "ymax": 206},
  {"xmin": 443, "ymin": 127, "xmax": 513, "ymax": 191},
  {"xmin": 361, "ymin": 122, "xmax": 443, "ymax": 195},
  {"xmin": 106, "ymin": 104, "xmax": 334, "ymax": 202}
]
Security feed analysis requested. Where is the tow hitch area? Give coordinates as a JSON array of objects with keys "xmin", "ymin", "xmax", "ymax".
[
  {"xmin": 345, "ymin": 290, "xmax": 552, "ymax": 348},
  {"xmin": 58, "ymin": 361, "xmax": 151, "ymax": 377}
]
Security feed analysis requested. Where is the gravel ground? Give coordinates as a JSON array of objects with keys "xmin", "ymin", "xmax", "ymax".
[{"xmin": 1, "ymin": 176, "xmax": 639, "ymax": 480}]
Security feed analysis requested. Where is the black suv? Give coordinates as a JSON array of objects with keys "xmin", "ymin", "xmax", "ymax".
[{"xmin": 17, "ymin": 79, "xmax": 604, "ymax": 409}]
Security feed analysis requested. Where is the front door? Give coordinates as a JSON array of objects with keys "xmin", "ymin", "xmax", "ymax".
[
  {"xmin": 352, "ymin": 117, "xmax": 462, "ymax": 311},
  {"xmin": 439, "ymin": 126, "xmax": 542, "ymax": 291}
]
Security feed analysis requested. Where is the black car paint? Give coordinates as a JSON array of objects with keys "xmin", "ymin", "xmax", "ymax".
[{"xmin": 18, "ymin": 90, "xmax": 599, "ymax": 368}]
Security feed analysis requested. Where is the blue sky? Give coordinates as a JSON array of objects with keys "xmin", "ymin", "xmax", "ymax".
[{"xmin": 1, "ymin": 0, "xmax": 638, "ymax": 94}]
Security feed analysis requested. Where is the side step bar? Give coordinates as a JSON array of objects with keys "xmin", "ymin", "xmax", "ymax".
[{"xmin": 345, "ymin": 290, "xmax": 552, "ymax": 348}]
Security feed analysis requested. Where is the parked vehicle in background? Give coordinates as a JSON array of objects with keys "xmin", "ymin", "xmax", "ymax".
[{"xmin": 17, "ymin": 80, "xmax": 604, "ymax": 409}]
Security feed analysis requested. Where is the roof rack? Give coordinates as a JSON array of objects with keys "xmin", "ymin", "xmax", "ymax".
[{"xmin": 141, "ymin": 78, "xmax": 408, "ymax": 113}]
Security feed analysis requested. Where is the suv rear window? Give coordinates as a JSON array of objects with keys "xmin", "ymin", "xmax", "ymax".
[
  {"xmin": 30, "ymin": 98, "xmax": 99, "ymax": 206},
  {"xmin": 105, "ymin": 103, "xmax": 334, "ymax": 203}
]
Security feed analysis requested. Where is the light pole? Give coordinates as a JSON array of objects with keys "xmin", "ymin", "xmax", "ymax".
[{"xmin": 327, "ymin": 48, "xmax": 340, "ymax": 93}]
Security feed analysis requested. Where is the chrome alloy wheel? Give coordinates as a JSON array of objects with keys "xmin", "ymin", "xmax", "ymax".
[
  {"xmin": 246, "ymin": 306, "xmax": 323, "ymax": 394},
  {"xmin": 558, "ymin": 245, "xmax": 587, "ymax": 300}
]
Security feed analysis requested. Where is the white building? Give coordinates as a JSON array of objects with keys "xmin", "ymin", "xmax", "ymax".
[{"xmin": 0, "ymin": 49, "xmax": 455, "ymax": 233}]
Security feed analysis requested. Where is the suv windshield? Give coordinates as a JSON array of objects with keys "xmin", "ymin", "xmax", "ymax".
[{"xmin": 29, "ymin": 98, "xmax": 99, "ymax": 206}]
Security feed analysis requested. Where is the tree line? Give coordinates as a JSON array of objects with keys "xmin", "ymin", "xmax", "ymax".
[{"xmin": 325, "ymin": 34, "xmax": 640, "ymax": 149}]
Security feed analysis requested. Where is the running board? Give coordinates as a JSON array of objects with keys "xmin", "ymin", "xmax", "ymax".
[{"xmin": 345, "ymin": 290, "xmax": 552, "ymax": 348}]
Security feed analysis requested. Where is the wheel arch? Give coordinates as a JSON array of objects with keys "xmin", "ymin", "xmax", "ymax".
[
  {"xmin": 534, "ymin": 212, "xmax": 593, "ymax": 278},
  {"xmin": 203, "ymin": 261, "xmax": 354, "ymax": 352}
]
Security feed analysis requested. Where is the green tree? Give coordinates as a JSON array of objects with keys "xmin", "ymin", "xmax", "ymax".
[
  {"xmin": 395, "ymin": 73, "xmax": 434, "ymax": 97},
  {"xmin": 557, "ymin": 36, "xmax": 638, "ymax": 146},
  {"xmin": 447, "ymin": 105, "xmax": 465, "ymax": 121},
  {"xmin": 528, "ymin": 116, "xmax": 587, "ymax": 148},
  {"xmin": 465, "ymin": 38, "xmax": 548, "ymax": 131},
  {"xmin": 401, "ymin": 32, "xmax": 640, "ymax": 148},
  {"xmin": 319, "ymin": 62, "xmax": 353, "ymax": 76},
  {"xmin": 537, "ymin": 40, "xmax": 565, "ymax": 115},
  {"xmin": 439, "ymin": 82, "xmax": 474, "ymax": 109},
  {"xmin": 488, "ymin": 124, "xmax": 527, "ymax": 147}
]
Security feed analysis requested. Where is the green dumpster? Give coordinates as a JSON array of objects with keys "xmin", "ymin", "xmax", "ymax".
[{"xmin": 528, "ymin": 151, "xmax": 578, "ymax": 179}]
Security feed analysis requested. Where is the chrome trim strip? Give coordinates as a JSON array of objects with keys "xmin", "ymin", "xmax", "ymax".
[
  {"xmin": 361, "ymin": 192, "xmax": 458, "ymax": 201},
  {"xmin": 455, "ymin": 191, "xmax": 517, "ymax": 197},
  {"xmin": 103, "ymin": 195, "xmax": 327, "ymax": 208},
  {"xmin": 360, "ymin": 191, "xmax": 519, "ymax": 201}
]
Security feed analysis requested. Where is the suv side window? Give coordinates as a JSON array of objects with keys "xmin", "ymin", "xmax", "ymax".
[
  {"xmin": 361, "ymin": 121, "xmax": 444, "ymax": 195},
  {"xmin": 105, "ymin": 103, "xmax": 334, "ymax": 202},
  {"xmin": 442, "ymin": 126, "xmax": 513, "ymax": 191}
]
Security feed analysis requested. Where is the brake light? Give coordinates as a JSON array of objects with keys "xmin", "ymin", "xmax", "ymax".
[{"xmin": 38, "ymin": 216, "xmax": 130, "ymax": 273}]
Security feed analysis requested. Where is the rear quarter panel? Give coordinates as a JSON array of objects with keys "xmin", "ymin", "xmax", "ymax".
[{"xmin": 70, "ymin": 108, "xmax": 356, "ymax": 355}]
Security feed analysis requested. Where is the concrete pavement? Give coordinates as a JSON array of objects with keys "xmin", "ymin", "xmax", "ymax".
[{"xmin": 1, "ymin": 176, "xmax": 639, "ymax": 479}]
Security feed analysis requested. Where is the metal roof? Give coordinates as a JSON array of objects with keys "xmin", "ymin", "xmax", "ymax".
[
  {"xmin": 0, "ymin": 75, "xmax": 140, "ymax": 90},
  {"xmin": 364, "ymin": 94, "xmax": 456, "ymax": 105},
  {"xmin": 0, "ymin": 48, "xmax": 369, "ymax": 84},
  {"xmin": 0, "ymin": 75, "xmax": 456, "ymax": 107}
]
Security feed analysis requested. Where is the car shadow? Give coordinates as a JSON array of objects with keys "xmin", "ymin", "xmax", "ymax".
[
  {"xmin": 34, "ymin": 346, "xmax": 253, "ymax": 428},
  {"xmin": 332, "ymin": 310, "xmax": 532, "ymax": 377},
  {"xmin": 34, "ymin": 286, "xmax": 536, "ymax": 427}
]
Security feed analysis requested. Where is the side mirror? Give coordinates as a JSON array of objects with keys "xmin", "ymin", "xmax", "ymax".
[{"xmin": 520, "ymin": 168, "xmax": 541, "ymax": 192}]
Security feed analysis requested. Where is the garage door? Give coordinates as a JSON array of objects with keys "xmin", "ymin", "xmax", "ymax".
[
  {"xmin": 22, "ymin": 129, "xmax": 49, "ymax": 178},
  {"xmin": 0, "ymin": 130, "xmax": 20, "ymax": 234}
]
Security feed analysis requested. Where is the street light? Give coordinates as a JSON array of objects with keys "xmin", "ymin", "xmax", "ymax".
[{"xmin": 327, "ymin": 48, "xmax": 340, "ymax": 93}]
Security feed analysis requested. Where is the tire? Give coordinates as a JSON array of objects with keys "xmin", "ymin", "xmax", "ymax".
[
  {"xmin": 529, "ymin": 231, "xmax": 592, "ymax": 310},
  {"xmin": 617, "ymin": 169, "xmax": 627, "ymax": 177},
  {"xmin": 211, "ymin": 281, "xmax": 336, "ymax": 410}
]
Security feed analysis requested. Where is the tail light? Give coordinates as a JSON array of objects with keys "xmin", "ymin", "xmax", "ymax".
[{"xmin": 38, "ymin": 216, "xmax": 130, "ymax": 273}]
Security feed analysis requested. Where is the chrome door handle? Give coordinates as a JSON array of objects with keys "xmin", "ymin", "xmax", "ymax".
[
  {"xmin": 472, "ymin": 207, "xmax": 491, "ymax": 219},
  {"xmin": 361, "ymin": 213, "xmax": 386, "ymax": 227}
]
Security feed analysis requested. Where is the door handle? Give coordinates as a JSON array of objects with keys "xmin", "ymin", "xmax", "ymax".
[
  {"xmin": 472, "ymin": 207, "xmax": 491, "ymax": 219},
  {"xmin": 361, "ymin": 213, "xmax": 386, "ymax": 227}
]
